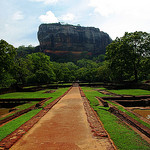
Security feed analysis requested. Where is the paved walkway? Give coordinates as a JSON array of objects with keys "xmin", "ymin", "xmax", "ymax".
[{"xmin": 10, "ymin": 87, "xmax": 114, "ymax": 150}]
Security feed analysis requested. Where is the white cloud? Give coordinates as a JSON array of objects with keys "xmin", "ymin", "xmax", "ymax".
[
  {"xmin": 12, "ymin": 11, "xmax": 24, "ymax": 21},
  {"xmin": 30, "ymin": 0, "xmax": 58, "ymax": 4},
  {"xmin": 59, "ymin": 13, "xmax": 75, "ymax": 22},
  {"xmin": 39, "ymin": 11, "xmax": 58, "ymax": 23},
  {"xmin": 88, "ymin": 0, "xmax": 150, "ymax": 39},
  {"xmin": 89, "ymin": 0, "xmax": 150, "ymax": 17}
]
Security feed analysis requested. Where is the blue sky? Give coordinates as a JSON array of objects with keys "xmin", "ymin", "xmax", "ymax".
[{"xmin": 0, "ymin": 0, "xmax": 150, "ymax": 47}]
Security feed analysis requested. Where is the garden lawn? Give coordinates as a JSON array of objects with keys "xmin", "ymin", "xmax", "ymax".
[
  {"xmin": 81, "ymin": 87, "xmax": 150, "ymax": 150},
  {"xmin": 0, "ymin": 88, "xmax": 69, "ymax": 99},
  {"xmin": 107, "ymin": 89, "xmax": 150, "ymax": 96}
]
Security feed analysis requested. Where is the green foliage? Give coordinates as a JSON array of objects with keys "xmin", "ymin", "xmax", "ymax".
[
  {"xmin": 26, "ymin": 52, "xmax": 56, "ymax": 84},
  {"xmin": 52, "ymin": 62, "xmax": 78, "ymax": 82},
  {"xmin": 0, "ymin": 73, "xmax": 16, "ymax": 89},
  {"xmin": 13, "ymin": 58, "xmax": 31, "ymax": 84},
  {"xmin": 1, "ymin": 32, "xmax": 150, "ymax": 89},
  {"xmin": 93, "ymin": 54, "xmax": 106, "ymax": 62},
  {"xmin": 106, "ymin": 31, "xmax": 150, "ymax": 82},
  {"xmin": 76, "ymin": 59, "xmax": 102, "ymax": 82},
  {"xmin": 0, "ymin": 40, "xmax": 17, "ymax": 88},
  {"xmin": 77, "ymin": 59, "xmax": 98, "ymax": 68},
  {"xmin": 96, "ymin": 61, "xmax": 111, "ymax": 81},
  {"xmin": 17, "ymin": 45, "xmax": 37, "ymax": 57}
]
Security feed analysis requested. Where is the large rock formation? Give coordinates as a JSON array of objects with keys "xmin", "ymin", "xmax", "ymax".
[{"xmin": 38, "ymin": 23, "xmax": 112, "ymax": 56}]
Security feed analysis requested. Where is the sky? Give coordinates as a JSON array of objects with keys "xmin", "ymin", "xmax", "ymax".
[{"xmin": 0, "ymin": 0, "xmax": 150, "ymax": 47}]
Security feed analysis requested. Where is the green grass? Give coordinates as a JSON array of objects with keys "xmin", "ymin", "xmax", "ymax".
[
  {"xmin": 0, "ymin": 88, "xmax": 65, "ymax": 99},
  {"xmin": 81, "ymin": 87, "xmax": 150, "ymax": 150},
  {"xmin": 81, "ymin": 87, "xmax": 111, "ymax": 107},
  {"xmin": 0, "ymin": 108, "xmax": 41, "ymax": 141},
  {"xmin": 107, "ymin": 89, "xmax": 150, "ymax": 96},
  {"xmin": 95, "ymin": 106, "xmax": 150, "ymax": 150},
  {"xmin": 93, "ymin": 87, "xmax": 150, "ymax": 96},
  {"xmin": 93, "ymin": 87, "xmax": 107, "ymax": 90},
  {"xmin": 15, "ymin": 101, "xmax": 39, "ymax": 110}
]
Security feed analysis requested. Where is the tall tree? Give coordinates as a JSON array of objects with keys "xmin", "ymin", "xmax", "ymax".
[
  {"xmin": 25, "ymin": 52, "xmax": 55, "ymax": 84},
  {"xmin": 13, "ymin": 58, "xmax": 31, "ymax": 85},
  {"xmin": 0, "ymin": 40, "xmax": 16, "ymax": 88},
  {"xmin": 17, "ymin": 45, "xmax": 36, "ymax": 57},
  {"xmin": 106, "ymin": 31, "xmax": 150, "ymax": 82}
]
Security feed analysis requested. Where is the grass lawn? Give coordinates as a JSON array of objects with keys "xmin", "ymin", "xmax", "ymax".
[
  {"xmin": 107, "ymin": 89, "xmax": 150, "ymax": 96},
  {"xmin": 81, "ymin": 87, "xmax": 150, "ymax": 150},
  {"xmin": 0, "ymin": 88, "xmax": 69, "ymax": 99}
]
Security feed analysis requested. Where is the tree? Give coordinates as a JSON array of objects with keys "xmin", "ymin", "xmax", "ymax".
[
  {"xmin": 106, "ymin": 31, "xmax": 150, "ymax": 82},
  {"xmin": 13, "ymin": 58, "xmax": 31, "ymax": 85},
  {"xmin": 0, "ymin": 40, "xmax": 16, "ymax": 88},
  {"xmin": 17, "ymin": 45, "xmax": 36, "ymax": 57},
  {"xmin": 25, "ymin": 52, "xmax": 55, "ymax": 84},
  {"xmin": 52, "ymin": 62, "xmax": 64, "ymax": 82},
  {"xmin": 76, "ymin": 67, "xmax": 88, "ymax": 81},
  {"xmin": 96, "ymin": 61, "xmax": 111, "ymax": 82},
  {"xmin": 77, "ymin": 59, "xmax": 98, "ymax": 69}
]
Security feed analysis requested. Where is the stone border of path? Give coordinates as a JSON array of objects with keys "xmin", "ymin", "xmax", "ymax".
[
  {"xmin": 0, "ymin": 87, "xmax": 72, "ymax": 150},
  {"xmin": 78, "ymin": 87, "xmax": 117, "ymax": 150}
]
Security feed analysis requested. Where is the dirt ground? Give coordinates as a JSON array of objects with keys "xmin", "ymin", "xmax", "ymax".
[{"xmin": 10, "ymin": 87, "xmax": 114, "ymax": 150}]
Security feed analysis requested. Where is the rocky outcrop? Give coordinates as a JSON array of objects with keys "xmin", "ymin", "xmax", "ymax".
[{"xmin": 38, "ymin": 23, "xmax": 112, "ymax": 56}]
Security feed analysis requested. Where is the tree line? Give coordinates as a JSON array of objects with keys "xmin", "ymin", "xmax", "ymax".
[{"xmin": 0, "ymin": 31, "xmax": 150, "ymax": 89}]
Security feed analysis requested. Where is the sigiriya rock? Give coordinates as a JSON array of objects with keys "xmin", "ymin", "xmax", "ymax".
[{"xmin": 37, "ymin": 23, "xmax": 112, "ymax": 59}]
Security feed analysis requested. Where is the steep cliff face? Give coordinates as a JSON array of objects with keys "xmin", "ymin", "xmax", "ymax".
[{"xmin": 38, "ymin": 23, "xmax": 112, "ymax": 56}]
